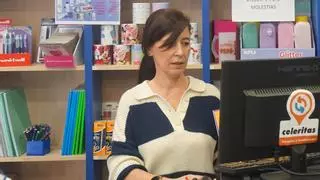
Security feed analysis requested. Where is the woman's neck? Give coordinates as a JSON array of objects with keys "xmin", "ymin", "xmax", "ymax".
[{"xmin": 150, "ymin": 72, "xmax": 188, "ymax": 94}]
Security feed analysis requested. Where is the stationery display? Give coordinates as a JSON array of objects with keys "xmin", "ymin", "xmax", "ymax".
[
  {"xmin": 188, "ymin": 43, "xmax": 201, "ymax": 64},
  {"xmin": 93, "ymin": 120, "xmax": 106, "ymax": 156},
  {"xmin": 0, "ymin": 19, "xmax": 12, "ymax": 55},
  {"xmin": 96, "ymin": 102, "xmax": 118, "ymax": 157},
  {"xmin": 105, "ymin": 120, "xmax": 114, "ymax": 157},
  {"xmin": 236, "ymin": 0, "xmax": 315, "ymax": 60},
  {"xmin": 24, "ymin": 124, "xmax": 51, "ymax": 142},
  {"xmin": 218, "ymin": 32, "xmax": 237, "ymax": 62},
  {"xmin": 188, "ymin": 22, "xmax": 201, "ymax": 64},
  {"xmin": 131, "ymin": 44, "xmax": 143, "ymax": 65},
  {"xmin": 113, "ymin": 45, "xmax": 130, "ymax": 65},
  {"xmin": 37, "ymin": 18, "xmax": 58, "ymax": 64},
  {"xmin": 121, "ymin": 24, "xmax": 139, "ymax": 45},
  {"xmin": 93, "ymin": 1, "xmax": 202, "ymax": 66},
  {"xmin": 94, "ymin": 44, "xmax": 113, "ymax": 64},
  {"xmin": 102, "ymin": 102, "xmax": 118, "ymax": 120},
  {"xmin": 25, "ymin": 124, "xmax": 51, "ymax": 156},
  {"xmin": 240, "ymin": 16, "xmax": 315, "ymax": 60},
  {"xmin": 1, "ymin": 28, "xmax": 30, "ymax": 54},
  {"xmin": 93, "ymin": 119, "xmax": 114, "ymax": 157},
  {"xmin": 40, "ymin": 32, "xmax": 79, "ymax": 56},
  {"xmin": 190, "ymin": 22, "xmax": 199, "ymax": 44},
  {"xmin": 0, "ymin": 25, "xmax": 32, "ymax": 67},
  {"xmin": 39, "ymin": 25, "xmax": 84, "ymax": 68},
  {"xmin": 101, "ymin": 25, "xmax": 119, "ymax": 45},
  {"xmin": 212, "ymin": 0, "xmax": 315, "ymax": 61},
  {"xmin": 55, "ymin": 0, "xmax": 121, "ymax": 25},
  {"xmin": 212, "ymin": 20, "xmax": 238, "ymax": 63}
]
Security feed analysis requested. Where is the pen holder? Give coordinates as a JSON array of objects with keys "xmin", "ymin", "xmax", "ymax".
[{"xmin": 26, "ymin": 139, "xmax": 50, "ymax": 156}]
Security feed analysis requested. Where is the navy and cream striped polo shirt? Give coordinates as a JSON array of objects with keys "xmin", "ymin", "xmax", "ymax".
[{"xmin": 107, "ymin": 76, "xmax": 220, "ymax": 180}]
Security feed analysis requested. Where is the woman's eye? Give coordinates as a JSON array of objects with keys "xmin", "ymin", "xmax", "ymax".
[{"xmin": 183, "ymin": 42, "xmax": 190, "ymax": 46}]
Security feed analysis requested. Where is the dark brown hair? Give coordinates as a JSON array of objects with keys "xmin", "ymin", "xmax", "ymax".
[{"xmin": 138, "ymin": 9, "xmax": 191, "ymax": 83}]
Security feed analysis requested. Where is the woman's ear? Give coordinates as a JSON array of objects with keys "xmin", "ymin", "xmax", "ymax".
[
  {"xmin": 148, "ymin": 49, "xmax": 153, "ymax": 56},
  {"xmin": 147, "ymin": 46, "xmax": 155, "ymax": 56}
]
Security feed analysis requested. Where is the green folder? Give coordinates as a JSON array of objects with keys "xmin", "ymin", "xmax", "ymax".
[
  {"xmin": 0, "ymin": 91, "xmax": 7, "ymax": 157},
  {"xmin": 4, "ymin": 88, "xmax": 31, "ymax": 156},
  {"xmin": 0, "ymin": 91, "xmax": 14, "ymax": 157},
  {"xmin": 72, "ymin": 90, "xmax": 82, "ymax": 155},
  {"xmin": 71, "ymin": 85, "xmax": 85, "ymax": 153},
  {"xmin": 75, "ymin": 90, "xmax": 83, "ymax": 154},
  {"xmin": 71, "ymin": 90, "xmax": 85, "ymax": 155},
  {"xmin": 78, "ymin": 91, "xmax": 85, "ymax": 154}
]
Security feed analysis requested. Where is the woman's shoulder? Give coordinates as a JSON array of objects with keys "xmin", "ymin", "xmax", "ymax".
[
  {"xmin": 188, "ymin": 76, "xmax": 220, "ymax": 99},
  {"xmin": 119, "ymin": 81, "xmax": 152, "ymax": 103}
]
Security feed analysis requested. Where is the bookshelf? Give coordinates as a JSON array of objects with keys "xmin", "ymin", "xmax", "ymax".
[
  {"xmin": 0, "ymin": 0, "xmax": 86, "ymax": 180},
  {"xmin": 0, "ymin": 71, "xmax": 86, "ymax": 179},
  {"xmin": 0, "ymin": 148, "xmax": 85, "ymax": 163},
  {"xmin": 0, "ymin": 161, "xmax": 85, "ymax": 180},
  {"xmin": 0, "ymin": 64, "xmax": 84, "ymax": 72}
]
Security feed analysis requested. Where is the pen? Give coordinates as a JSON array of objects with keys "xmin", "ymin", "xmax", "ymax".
[
  {"xmin": 19, "ymin": 34, "xmax": 23, "ymax": 53},
  {"xmin": 23, "ymin": 34, "xmax": 27, "ymax": 53},
  {"xmin": 0, "ymin": 33, "xmax": 3, "ymax": 54},
  {"xmin": 24, "ymin": 124, "xmax": 52, "ymax": 141},
  {"xmin": 11, "ymin": 32, "xmax": 15, "ymax": 53},
  {"xmin": 3, "ymin": 31, "xmax": 8, "ymax": 54},
  {"xmin": 7, "ymin": 32, "xmax": 12, "ymax": 54},
  {"xmin": 15, "ymin": 35, "xmax": 20, "ymax": 53}
]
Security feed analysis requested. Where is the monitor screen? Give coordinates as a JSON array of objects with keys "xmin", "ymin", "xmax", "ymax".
[{"xmin": 218, "ymin": 57, "xmax": 320, "ymax": 164}]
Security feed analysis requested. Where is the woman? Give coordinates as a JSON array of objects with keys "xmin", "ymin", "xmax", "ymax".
[{"xmin": 107, "ymin": 9, "xmax": 220, "ymax": 180}]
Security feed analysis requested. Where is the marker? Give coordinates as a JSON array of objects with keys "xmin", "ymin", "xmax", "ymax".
[
  {"xmin": 15, "ymin": 35, "xmax": 20, "ymax": 53},
  {"xmin": 23, "ymin": 34, "xmax": 27, "ymax": 53},
  {"xmin": 0, "ymin": 33, "xmax": 3, "ymax": 54},
  {"xmin": 11, "ymin": 32, "xmax": 15, "ymax": 53},
  {"xmin": 19, "ymin": 34, "xmax": 23, "ymax": 53}
]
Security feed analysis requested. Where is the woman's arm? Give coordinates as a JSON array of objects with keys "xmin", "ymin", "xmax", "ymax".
[
  {"xmin": 125, "ymin": 169, "xmax": 154, "ymax": 180},
  {"xmin": 107, "ymin": 92, "xmax": 149, "ymax": 180},
  {"xmin": 126, "ymin": 170, "xmax": 205, "ymax": 180}
]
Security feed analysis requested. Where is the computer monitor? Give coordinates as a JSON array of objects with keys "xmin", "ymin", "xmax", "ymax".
[{"xmin": 218, "ymin": 57, "xmax": 320, "ymax": 173}]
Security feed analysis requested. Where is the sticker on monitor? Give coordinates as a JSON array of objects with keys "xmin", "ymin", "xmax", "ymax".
[{"xmin": 279, "ymin": 89, "xmax": 319, "ymax": 146}]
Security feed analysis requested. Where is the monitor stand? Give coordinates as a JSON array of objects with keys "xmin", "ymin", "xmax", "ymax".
[{"xmin": 261, "ymin": 145, "xmax": 320, "ymax": 180}]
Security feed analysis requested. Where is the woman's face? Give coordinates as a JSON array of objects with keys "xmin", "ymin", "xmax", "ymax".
[{"xmin": 149, "ymin": 27, "xmax": 190, "ymax": 78}]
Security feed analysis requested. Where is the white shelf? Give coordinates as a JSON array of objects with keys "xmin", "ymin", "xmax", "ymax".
[
  {"xmin": 0, "ymin": 64, "xmax": 85, "ymax": 72},
  {"xmin": 0, "ymin": 148, "xmax": 85, "ymax": 162},
  {"xmin": 93, "ymin": 64, "xmax": 221, "ymax": 71}
]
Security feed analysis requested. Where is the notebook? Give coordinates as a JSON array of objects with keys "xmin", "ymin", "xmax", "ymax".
[
  {"xmin": 0, "ymin": 91, "xmax": 14, "ymax": 157},
  {"xmin": 4, "ymin": 88, "xmax": 31, "ymax": 156}
]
